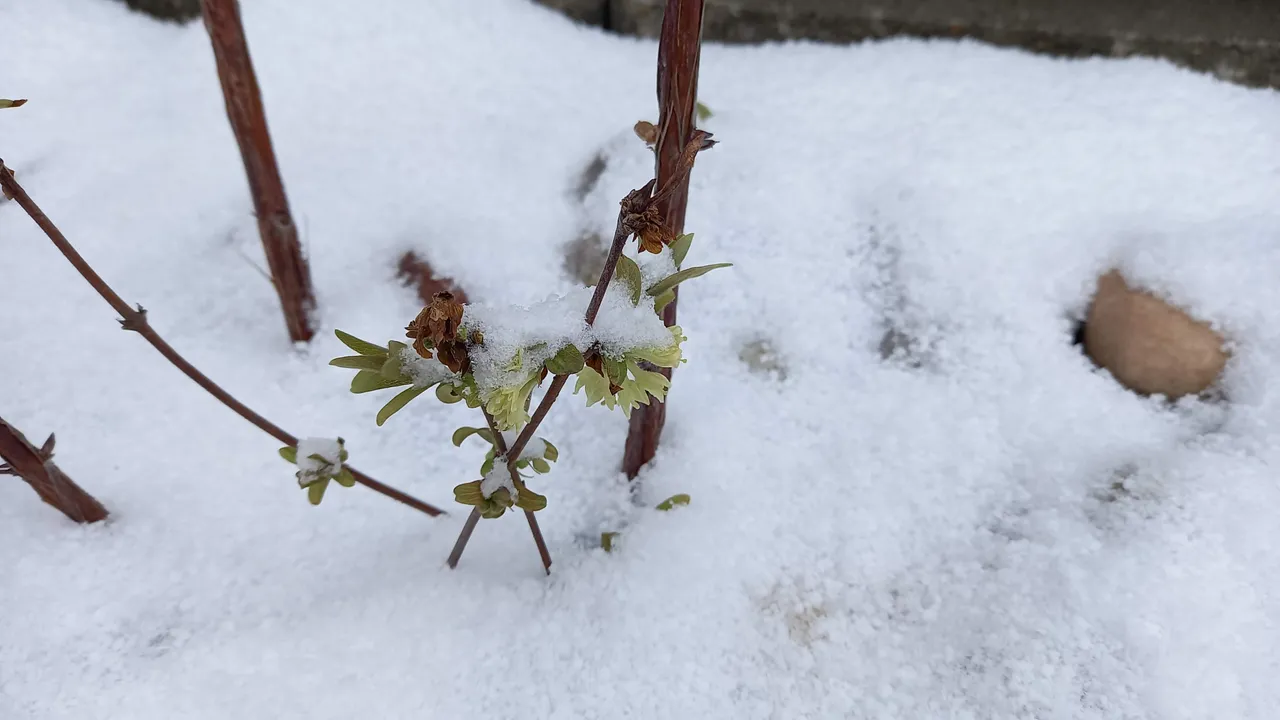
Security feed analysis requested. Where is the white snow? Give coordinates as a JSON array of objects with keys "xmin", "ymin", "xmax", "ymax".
[
  {"xmin": 634, "ymin": 243, "xmax": 678, "ymax": 289},
  {"xmin": 463, "ymin": 282, "xmax": 675, "ymax": 397},
  {"xmin": 3, "ymin": 0, "xmax": 1280, "ymax": 718},
  {"xmin": 500, "ymin": 430, "xmax": 550, "ymax": 460},
  {"xmin": 399, "ymin": 346, "xmax": 456, "ymax": 388},
  {"xmin": 294, "ymin": 437, "xmax": 342, "ymax": 475},
  {"xmin": 480, "ymin": 459, "xmax": 517, "ymax": 501}
]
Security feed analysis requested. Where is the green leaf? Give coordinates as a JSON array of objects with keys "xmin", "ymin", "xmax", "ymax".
[
  {"xmin": 670, "ymin": 233, "xmax": 694, "ymax": 267},
  {"xmin": 695, "ymin": 101, "xmax": 713, "ymax": 122},
  {"xmin": 603, "ymin": 357, "xmax": 627, "ymax": 388},
  {"xmin": 380, "ymin": 351, "xmax": 409, "ymax": 382},
  {"xmin": 0, "ymin": 99, "xmax": 28, "ymax": 110},
  {"xmin": 544, "ymin": 344, "xmax": 585, "ymax": 375},
  {"xmin": 656, "ymin": 493, "xmax": 691, "ymax": 511},
  {"xmin": 334, "ymin": 329, "xmax": 387, "ymax": 357},
  {"xmin": 436, "ymin": 383, "xmax": 464, "ymax": 404},
  {"xmin": 350, "ymin": 370, "xmax": 412, "ymax": 394},
  {"xmin": 646, "ymin": 263, "xmax": 733, "ymax": 298},
  {"xmin": 480, "ymin": 452, "xmax": 496, "ymax": 476},
  {"xmin": 452, "ymin": 426, "xmax": 493, "ymax": 447},
  {"xmin": 601, "ymin": 532, "xmax": 619, "ymax": 552},
  {"xmin": 453, "ymin": 480, "xmax": 485, "ymax": 505},
  {"xmin": 615, "ymin": 382, "xmax": 653, "ymax": 418},
  {"xmin": 377, "ymin": 384, "xmax": 430, "ymax": 426},
  {"xmin": 543, "ymin": 440, "xmax": 559, "ymax": 462},
  {"xmin": 335, "ymin": 468, "xmax": 356, "ymax": 488},
  {"xmin": 514, "ymin": 486, "xmax": 547, "ymax": 512},
  {"xmin": 530, "ymin": 458, "xmax": 551, "ymax": 474},
  {"xmin": 629, "ymin": 361, "xmax": 671, "ymax": 399},
  {"xmin": 653, "ymin": 289, "xmax": 676, "ymax": 314},
  {"xmin": 307, "ymin": 480, "xmax": 328, "ymax": 505},
  {"xmin": 330, "ymin": 355, "xmax": 387, "ymax": 371},
  {"xmin": 614, "ymin": 254, "xmax": 643, "ymax": 306},
  {"xmin": 278, "ymin": 446, "xmax": 298, "ymax": 464},
  {"xmin": 306, "ymin": 453, "xmax": 333, "ymax": 468},
  {"xmin": 574, "ymin": 367, "xmax": 617, "ymax": 409}
]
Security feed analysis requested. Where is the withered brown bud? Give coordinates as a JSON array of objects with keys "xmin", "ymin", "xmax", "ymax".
[
  {"xmin": 633, "ymin": 120, "xmax": 658, "ymax": 147},
  {"xmin": 435, "ymin": 341, "xmax": 470, "ymax": 374},
  {"xmin": 424, "ymin": 292, "xmax": 463, "ymax": 346},
  {"xmin": 625, "ymin": 204, "xmax": 674, "ymax": 254},
  {"xmin": 406, "ymin": 291, "xmax": 467, "ymax": 363},
  {"xmin": 405, "ymin": 308, "xmax": 434, "ymax": 359}
]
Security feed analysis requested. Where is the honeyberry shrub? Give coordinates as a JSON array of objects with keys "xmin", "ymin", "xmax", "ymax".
[{"xmin": 284, "ymin": 129, "xmax": 726, "ymax": 525}]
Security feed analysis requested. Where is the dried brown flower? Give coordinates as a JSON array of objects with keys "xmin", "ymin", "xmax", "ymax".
[
  {"xmin": 621, "ymin": 201, "xmax": 674, "ymax": 255},
  {"xmin": 435, "ymin": 341, "xmax": 470, "ymax": 374},
  {"xmin": 405, "ymin": 308, "xmax": 434, "ymax": 359},
  {"xmin": 405, "ymin": 292, "xmax": 469, "ymax": 372},
  {"xmin": 425, "ymin": 292, "xmax": 463, "ymax": 345}
]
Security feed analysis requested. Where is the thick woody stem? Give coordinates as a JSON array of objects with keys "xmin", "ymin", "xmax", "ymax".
[
  {"xmin": 0, "ymin": 418, "xmax": 108, "ymax": 524},
  {"xmin": 202, "ymin": 0, "xmax": 316, "ymax": 342},
  {"xmin": 623, "ymin": 0, "xmax": 706, "ymax": 480}
]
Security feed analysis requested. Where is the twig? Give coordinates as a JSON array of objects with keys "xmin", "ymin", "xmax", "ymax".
[
  {"xmin": 443, "ymin": 139, "xmax": 710, "ymax": 568},
  {"xmin": 445, "ymin": 408, "xmax": 554, "ymax": 572},
  {"xmin": 201, "ymin": 0, "xmax": 316, "ymax": 342},
  {"xmin": 0, "ymin": 159, "xmax": 445, "ymax": 518},
  {"xmin": 0, "ymin": 418, "xmax": 108, "ymax": 524},
  {"xmin": 624, "ymin": 0, "xmax": 706, "ymax": 480},
  {"xmin": 445, "ymin": 509, "xmax": 482, "ymax": 568}
]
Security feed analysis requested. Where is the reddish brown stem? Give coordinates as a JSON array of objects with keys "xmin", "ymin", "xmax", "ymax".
[
  {"xmin": 623, "ymin": 0, "xmax": 705, "ymax": 480},
  {"xmin": 445, "ymin": 509, "xmax": 482, "ymax": 568},
  {"xmin": 482, "ymin": 409, "xmax": 551, "ymax": 573},
  {"xmin": 202, "ymin": 0, "xmax": 316, "ymax": 343},
  {"xmin": 0, "ymin": 418, "xmax": 108, "ymax": 524},
  {"xmin": 443, "ymin": 181, "xmax": 644, "ymax": 569},
  {"xmin": 0, "ymin": 159, "xmax": 445, "ymax": 518},
  {"xmin": 447, "ymin": 407, "xmax": 556, "ymax": 572}
]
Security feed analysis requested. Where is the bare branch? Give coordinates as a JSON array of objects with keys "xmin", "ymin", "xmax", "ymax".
[{"xmin": 0, "ymin": 159, "xmax": 445, "ymax": 518}]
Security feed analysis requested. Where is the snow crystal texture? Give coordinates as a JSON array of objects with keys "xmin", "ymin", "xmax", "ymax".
[{"xmin": 2, "ymin": 0, "xmax": 1279, "ymax": 718}]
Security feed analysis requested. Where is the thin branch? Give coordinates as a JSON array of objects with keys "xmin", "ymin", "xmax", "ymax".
[
  {"xmin": 0, "ymin": 159, "xmax": 445, "ymax": 518},
  {"xmin": 497, "ymin": 408, "xmax": 553, "ymax": 573},
  {"xmin": 445, "ymin": 509, "xmax": 482, "ymax": 568}
]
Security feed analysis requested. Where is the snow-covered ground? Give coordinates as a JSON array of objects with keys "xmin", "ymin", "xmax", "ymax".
[{"xmin": 4, "ymin": 0, "xmax": 1280, "ymax": 717}]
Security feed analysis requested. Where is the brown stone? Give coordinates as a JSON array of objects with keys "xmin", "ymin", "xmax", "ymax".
[{"xmin": 1083, "ymin": 270, "xmax": 1228, "ymax": 398}]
